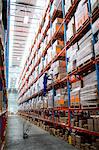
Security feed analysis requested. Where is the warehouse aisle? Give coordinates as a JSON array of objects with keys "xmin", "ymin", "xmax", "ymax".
[{"xmin": 5, "ymin": 116, "xmax": 77, "ymax": 150}]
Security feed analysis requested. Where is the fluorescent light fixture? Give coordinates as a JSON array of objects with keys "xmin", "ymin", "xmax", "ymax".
[{"xmin": 24, "ymin": 16, "xmax": 29, "ymax": 24}]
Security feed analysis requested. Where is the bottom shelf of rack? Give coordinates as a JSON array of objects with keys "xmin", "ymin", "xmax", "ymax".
[
  {"xmin": 71, "ymin": 126, "xmax": 99, "ymax": 136},
  {"xmin": 19, "ymin": 112, "xmax": 99, "ymax": 136}
]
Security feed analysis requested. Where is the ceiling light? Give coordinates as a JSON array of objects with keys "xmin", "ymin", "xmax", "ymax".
[{"xmin": 24, "ymin": 15, "xmax": 29, "ymax": 24}]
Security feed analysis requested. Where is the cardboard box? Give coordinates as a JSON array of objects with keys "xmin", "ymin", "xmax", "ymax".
[
  {"xmin": 94, "ymin": 117, "xmax": 99, "ymax": 132},
  {"xmin": 65, "ymin": 0, "xmax": 73, "ymax": 15},
  {"xmin": 50, "ymin": 0, "xmax": 62, "ymax": 17},
  {"xmin": 52, "ymin": 40, "xmax": 65, "ymax": 58},
  {"xmin": 77, "ymin": 32, "xmax": 93, "ymax": 67},
  {"xmin": 92, "ymin": 19, "xmax": 99, "ymax": 34},
  {"xmin": 67, "ymin": 43, "xmax": 78, "ymax": 73},
  {"xmin": 91, "ymin": 0, "xmax": 98, "ymax": 12},
  {"xmin": 67, "ymin": 17, "xmax": 75, "ymax": 41},
  {"xmin": 87, "ymin": 118, "xmax": 94, "ymax": 131},
  {"xmin": 75, "ymin": 135, "xmax": 81, "ymax": 149},
  {"xmin": 75, "ymin": 0, "xmax": 88, "ymax": 31},
  {"xmin": 70, "ymin": 87, "xmax": 80, "ymax": 106},
  {"xmin": 52, "ymin": 18, "xmax": 64, "ymax": 36},
  {"xmin": 71, "ymin": 133, "xmax": 76, "ymax": 146}
]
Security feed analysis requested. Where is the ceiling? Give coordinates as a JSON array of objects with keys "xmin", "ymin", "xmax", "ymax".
[{"xmin": 9, "ymin": 0, "xmax": 47, "ymax": 89}]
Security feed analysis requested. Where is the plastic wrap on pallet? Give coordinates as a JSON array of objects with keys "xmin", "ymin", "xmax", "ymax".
[
  {"xmin": 77, "ymin": 31, "xmax": 93, "ymax": 67},
  {"xmin": 75, "ymin": 0, "xmax": 88, "ymax": 32},
  {"xmin": 54, "ymin": 88, "xmax": 68, "ymax": 107},
  {"xmin": 67, "ymin": 43, "xmax": 78, "ymax": 73},
  {"xmin": 51, "ymin": 60, "xmax": 66, "ymax": 76},
  {"xmin": 47, "ymin": 47, "xmax": 53, "ymax": 64},
  {"xmin": 67, "ymin": 17, "xmax": 75, "ymax": 41},
  {"xmin": 70, "ymin": 87, "xmax": 80, "ymax": 106},
  {"xmin": 43, "ymin": 96, "xmax": 48, "ymax": 108},
  {"xmin": 91, "ymin": 0, "xmax": 98, "ymax": 12},
  {"xmin": 50, "ymin": 0, "xmax": 62, "ymax": 17},
  {"xmin": 80, "ymin": 71, "xmax": 98, "ymax": 106},
  {"xmin": 92, "ymin": 19, "xmax": 99, "ymax": 34},
  {"xmin": 65, "ymin": 0, "xmax": 73, "ymax": 15},
  {"xmin": 94, "ymin": 32, "xmax": 99, "ymax": 57},
  {"xmin": 52, "ymin": 18, "xmax": 64, "ymax": 37},
  {"xmin": 48, "ymin": 90, "xmax": 53, "ymax": 108},
  {"xmin": 52, "ymin": 40, "xmax": 65, "ymax": 58},
  {"xmin": 83, "ymin": 71, "xmax": 97, "ymax": 86}
]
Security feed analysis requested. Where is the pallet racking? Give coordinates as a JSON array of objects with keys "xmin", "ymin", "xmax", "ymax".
[
  {"xmin": 18, "ymin": 0, "xmax": 99, "ymax": 148},
  {"xmin": 0, "ymin": 1, "xmax": 8, "ymax": 148},
  {"xmin": 0, "ymin": 37, "xmax": 8, "ymax": 150}
]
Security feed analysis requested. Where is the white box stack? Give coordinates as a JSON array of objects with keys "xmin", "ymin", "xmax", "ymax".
[
  {"xmin": 77, "ymin": 30, "xmax": 93, "ymax": 67},
  {"xmin": 80, "ymin": 71, "xmax": 99, "ymax": 107}
]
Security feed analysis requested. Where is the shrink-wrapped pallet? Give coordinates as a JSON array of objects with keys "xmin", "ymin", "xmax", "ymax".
[
  {"xmin": 77, "ymin": 31, "xmax": 93, "ymax": 67},
  {"xmin": 51, "ymin": 60, "xmax": 66, "ymax": 76},
  {"xmin": 52, "ymin": 18, "xmax": 64, "ymax": 37},
  {"xmin": 94, "ymin": 32, "xmax": 99, "ymax": 57},
  {"xmin": 80, "ymin": 71, "xmax": 98, "ymax": 107},
  {"xmin": 65, "ymin": 0, "xmax": 73, "ymax": 15},
  {"xmin": 50, "ymin": 0, "xmax": 62, "ymax": 17},
  {"xmin": 91, "ymin": 0, "xmax": 98, "ymax": 12},
  {"xmin": 54, "ymin": 88, "xmax": 68, "ymax": 107},
  {"xmin": 75, "ymin": 0, "xmax": 88, "ymax": 31},
  {"xmin": 67, "ymin": 17, "xmax": 75, "ymax": 41},
  {"xmin": 52, "ymin": 40, "xmax": 65, "ymax": 58},
  {"xmin": 48, "ymin": 90, "xmax": 53, "ymax": 108},
  {"xmin": 67, "ymin": 43, "xmax": 78, "ymax": 73},
  {"xmin": 92, "ymin": 19, "xmax": 99, "ymax": 34}
]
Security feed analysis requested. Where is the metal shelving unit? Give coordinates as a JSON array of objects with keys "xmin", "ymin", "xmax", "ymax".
[
  {"xmin": 0, "ymin": 38, "xmax": 8, "ymax": 150},
  {"xmin": 18, "ymin": 0, "xmax": 99, "ymax": 146}
]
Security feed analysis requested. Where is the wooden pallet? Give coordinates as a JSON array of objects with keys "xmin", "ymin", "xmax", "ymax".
[
  {"xmin": 81, "ymin": 103, "xmax": 98, "ymax": 109},
  {"xmin": 76, "ymin": 18, "xmax": 89, "ymax": 33},
  {"xmin": 77, "ymin": 58, "xmax": 94, "ymax": 69}
]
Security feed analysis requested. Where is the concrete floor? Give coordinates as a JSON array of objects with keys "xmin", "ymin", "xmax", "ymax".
[{"xmin": 5, "ymin": 115, "xmax": 77, "ymax": 150}]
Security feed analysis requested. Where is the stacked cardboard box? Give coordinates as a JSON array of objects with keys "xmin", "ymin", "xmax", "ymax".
[
  {"xmin": 50, "ymin": 0, "xmax": 62, "ymax": 17},
  {"xmin": 77, "ymin": 30, "xmax": 93, "ymax": 67},
  {"xmin": 51, "ymin": 60, "xmax": 66, "ymax": 75},
  {"xmin": 92, "ymin": 19, "xmax": 99, "ymax": 35},
  {"xmin": 67, "ymin": 43, "xmax": 78, "ymax": 73},
  {"xmin": 65, "ymin": 0, "xmax": 73, "ymax": 15},
  {"xmin": 67, "ymin": 17, "xmax": 75, "ymax": 41},
  {"xmin": 47, "ymin": 47, "xmax": 53, "ymax": 64},
  {"xmin": 94, "ymin": 32, "xmax": 99, "ymax": 57},
  {"xmin": 52, "ymin": 18, "xmax": 64, "ymax": 37},
  {"xmin": 75, "ymin": 135, "xmax": 81, "ymax": 149},
  {"xmin": 93, "ymin": 117, "xmax": 99, "ymax": 132},
  {"xmin": 71, "ymin": 133, "xmax": 76, "ymax": 146},
  {"xmin": 79, "ymin": 119, "xmax": 87, "ymax": 128},
  {"xmin": 52, "ymin": 40, "xmax": 65, "ymax": 58},
  {"xmin": 87, "ymin": 118, "xmax": 94, "ymax": 131},
  {"xmin": 75, "ymin": 0, "xmax": 89, "ymax": 31},
  {"xmin": 43, "ymin": 96, "xmax": 48, "ymax": 108},
  {"xmin": 54, "ymin": 88, "xmax": 67, "ymax": 107},
  {"xmin": 80, "ymin": 84, "xmax": 98, "ymax": 106},
  {"xmin": 48, "ymin": 90, "xmax": 53, "ymax": 108},
  {"xmin": 91, "ymin": 0, "xmax": 98, "ymax": 12},
  {"xmin": 71, "ymin": 81, "xmax": 81, "ymax": 107},
  {"xmin": 80, "ymin": 71, "xmax": 98, "ymax": 107}
]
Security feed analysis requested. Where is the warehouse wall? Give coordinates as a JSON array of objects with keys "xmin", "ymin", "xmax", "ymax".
[{"xmin": 8, "ymin": 90, "xmax": 18, "ymax": 113}]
